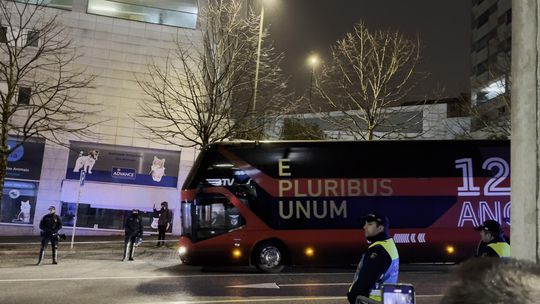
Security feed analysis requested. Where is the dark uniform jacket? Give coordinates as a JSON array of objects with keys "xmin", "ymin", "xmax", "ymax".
[
  {"xmin": 477, "ymin": 235, "xmax": 510, "ymax": 257},
  {"xmin": 347, "ymin": 232, "xmax": 399, "ymax": 304},
  {"xmin": 39, "ymin": 214, "xmax": 62, "ymax": 237},
  {"xmin": 125, "ymin": 214, "xmax": 143, "ymax": 237}
]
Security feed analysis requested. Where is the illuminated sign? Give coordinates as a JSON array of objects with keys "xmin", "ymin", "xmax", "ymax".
[{"xmin": 111, "ymin": 167, "xmax": 136, "ymax": 180}]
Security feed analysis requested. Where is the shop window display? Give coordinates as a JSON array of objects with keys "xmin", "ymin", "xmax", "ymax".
[
  {"xmin": 61, "ymin": 202, "xmax": 172, "ymax": 232},
  {"xmin": 1, "ymin": 181, "xmax": 38, "ymax": 224}
]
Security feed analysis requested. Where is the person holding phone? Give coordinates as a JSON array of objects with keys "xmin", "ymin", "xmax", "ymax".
[
  {"xmin": 474, "ymin": 219, "xmax": 510, "ymax": 258},
  {"xmin": 153, "ymin": 201, "xmax": 172, "ymax": 247},
  {"xmin": 348, "ymin": 212, "xmax": 399, "ymax": 304}
]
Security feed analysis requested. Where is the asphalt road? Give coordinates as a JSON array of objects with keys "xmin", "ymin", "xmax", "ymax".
[{"xmin": 0, "ymin": 248, "xmax": 454, "ymax": 304}]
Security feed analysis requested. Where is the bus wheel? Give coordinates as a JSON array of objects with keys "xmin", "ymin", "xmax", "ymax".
[{"xmin": 254, "ymin": 242, "xmax": 284, "ymax": 273}]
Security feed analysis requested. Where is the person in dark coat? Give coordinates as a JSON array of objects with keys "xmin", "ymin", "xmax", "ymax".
[
  {"xmin": 153, "ymin": 201, "xmax": 172, "ymax": 247},
  {"xmin": 37, "ymin": 206, "xmax": 63, "ymax": 265},
  {"xmin": 123, "ymin": 209, "xmax": 143, "ymax": 261}
]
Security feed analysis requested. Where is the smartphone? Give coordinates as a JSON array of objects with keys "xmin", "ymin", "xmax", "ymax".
[{"xmin": 382, "ymin": 283, "xmax": 415, "ymax": 304}]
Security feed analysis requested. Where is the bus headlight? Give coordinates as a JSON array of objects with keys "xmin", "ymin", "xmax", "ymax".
[{"xmin": 178, "ymin": 246, "xmax": 188, "ymax": 256}]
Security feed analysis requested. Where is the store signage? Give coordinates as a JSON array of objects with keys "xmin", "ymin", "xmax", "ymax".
[{"xmin": 65, "ymin": 141, "xmax": 181, "ymax": 188}]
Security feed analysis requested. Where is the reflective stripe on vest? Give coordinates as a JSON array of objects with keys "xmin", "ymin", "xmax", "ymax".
[
  {"xmin": 368, "ymin": 239, "xmax": 399, "ymax": 301},
  {"xmin": 487, "ymin": 242, "xmax": 511, "ymax": 257}
]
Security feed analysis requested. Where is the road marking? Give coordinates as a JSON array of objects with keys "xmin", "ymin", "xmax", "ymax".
[
  {"xmin": 228, "ymin": 283, "xmax": 280, "ymax": 289},
  {"xmin": 227, "ymin": 282, "xmax": 349, "ymax": 288},
  {"xmin": 0, "ymin": 272, "xmax": 351, "ymax": 283},
  {"xmin": 139, "ymin": 296, "xmax": 444, "ymax": 304},
  {"xmin": 139, "ymin": 297, "xmax": 346, "ymax": 303}
]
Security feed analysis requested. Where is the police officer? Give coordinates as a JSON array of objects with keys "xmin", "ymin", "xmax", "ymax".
[
  {"xmin": 348, "ymin": 213, "xmax": 399, "ymax": 304},
  {"xmin": 37, "ymin": 206, "xmax": 63, "ymax": 265},
  {"xmin": 123, "ymin": 209, "xmax": 143, "ymax": 261},
  {"xmin": 474, "ymin": 219, "xmax": 510, "ymax": 258}
]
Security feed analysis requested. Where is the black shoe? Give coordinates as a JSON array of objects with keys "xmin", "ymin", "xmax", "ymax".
[
  {"xmin": 129, "ymin": 258, "xmax": 134, "ymax": 261},
  {"xmin": 52, "ymin": 261, "xmax": 58, "ymax": 265}
]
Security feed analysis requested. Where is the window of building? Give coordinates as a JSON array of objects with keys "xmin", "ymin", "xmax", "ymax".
[
  {"xmin": 60, "ymin": 202, "xmax": 164, "ymax": 231},
  {"xmin": 0, "ymin": 26, "xmax": 7, "ymax": 43},
  {"xmin": 25, "ymin": 30, "xmax": 39, "ymax": 47},
  {"xmin": 475, "ymin": 29, "xmax": 497, "ymax": 52},
  {"xmin": 87, "ymin": 0, "xmax": 198, "ymax": 29},
  {"xmin": 14, "ymin": 0, "xmax": 72, "ymax": 10},
  {"xmin": 476, "ymin": 61, "xmax": 488, "ymax": 76},
  {"xmin": 18, "ymin": 87, "xmax": 31, "ymax": 105},
  {"xmin": 0, "ymin": 181, "xmax": 39, "ymax": 225},
  {"xmin": 475, "ymin": 77, "xmax": 506, "ymax": 102},
  {"xmin": 477, "ymin": 11, "xmax": 490, "ymax": 28}
]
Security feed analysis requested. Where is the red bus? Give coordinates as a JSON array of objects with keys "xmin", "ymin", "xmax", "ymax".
[{"xmin": 178, "ymin": 140, "xmax": 510, "ymax": 272}]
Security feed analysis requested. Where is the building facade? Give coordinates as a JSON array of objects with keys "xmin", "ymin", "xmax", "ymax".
[
  {"xmin": 267, "ymin": 101, "xmax": 471, "ymax": 140},
  {"xmin": 0, "ymin": 0, "xmax": 204, "ymax": 236},
  {"xmin": 470, "ymin": 0, "xmax": 511, "ymax": 138}
]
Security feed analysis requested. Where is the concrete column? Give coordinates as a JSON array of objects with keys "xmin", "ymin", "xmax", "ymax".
[{"xmin": 510, "ymin": 0, "xmax": 540, "ymax": 262}]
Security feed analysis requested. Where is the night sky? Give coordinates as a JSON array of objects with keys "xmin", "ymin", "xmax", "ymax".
[{"xmin": 261, "ymin": 0, "xmax": 471, "ymax": 100}]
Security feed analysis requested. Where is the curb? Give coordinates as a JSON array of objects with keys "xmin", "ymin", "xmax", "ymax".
[{"xmin": 0, "ymin": 246, "xmax": 178, "ymax": 256}]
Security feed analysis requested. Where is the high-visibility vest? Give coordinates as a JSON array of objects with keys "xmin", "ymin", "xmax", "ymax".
[
  {"xmin": 349, "ymin": 238, "xmax": 400, "ymax": 302},
  {"xmin": 368, "ymin": 238, "xmax": 399, "ymax": 301},
  {"xmin": 487, "ymin": 242, "xmax": 511, "ymax": 257}
]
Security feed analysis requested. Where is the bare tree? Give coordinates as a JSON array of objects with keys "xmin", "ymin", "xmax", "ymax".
[
  {"xmin": 136, "ymin": 0, "xmax": 292, "ymax": 149},
  {"xmin": 312, "ymin": 22, "xmax": 424, "ymax": 140},
  {"xmin": 0, "ymin": 1, "xmax": 98, "ymax": 200},
  {"xmin": 279, "ymin": 117, "xmax": 325, "ymax": 140}
]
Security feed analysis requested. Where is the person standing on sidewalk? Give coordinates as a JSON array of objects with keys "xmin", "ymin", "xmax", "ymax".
[
  {"xmin": 37, "ymin": 206, "xmax": 63, "ymax": 265},
  {"xmin": 123, "ymin": 209, "xmax": 143, "ymax": 261},
  {"xmin": 153, "ymin": 201, "xmax": 172, "ymax": 247}
]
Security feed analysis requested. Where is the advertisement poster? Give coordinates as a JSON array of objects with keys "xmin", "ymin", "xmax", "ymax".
[
  {"xmin": 6, "ymin": 138, "xmax": 45, "ymax": 181},
  {"xmin": 65, "ymin": 141, "xmax": 181, "ymax": 188},
  {"xmin": 0, "ymin": 182, "xmax": 38, "ymax": 224},
  {"xmin": 1, "ymin": 138, "xmax": 44, "ymax": 224}
]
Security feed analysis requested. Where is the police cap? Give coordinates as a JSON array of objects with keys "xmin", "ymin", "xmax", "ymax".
[
  {"xmin": 474, "ymin": 219, "xmax": 502, "ymax": 234},
  {"xmin": 360, "ymin": 212, "xmax": 389, "ymax": 228}
]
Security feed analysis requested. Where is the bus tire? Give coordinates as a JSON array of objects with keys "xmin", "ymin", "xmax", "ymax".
[{"xmin": 253, "ymin": 241, "xmax": 285, "ymax": 273}]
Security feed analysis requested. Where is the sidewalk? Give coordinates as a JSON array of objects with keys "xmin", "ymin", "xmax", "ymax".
[{"xmin": 0, "ymin": 235, "xmax": 179, "ymax": 256}]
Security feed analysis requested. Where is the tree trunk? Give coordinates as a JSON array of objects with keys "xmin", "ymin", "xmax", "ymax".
[{"xmin": 0, "ymin": 124, "xmax": 9, "ymax": 206}]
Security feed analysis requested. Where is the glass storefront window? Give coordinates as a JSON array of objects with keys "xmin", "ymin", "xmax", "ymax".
[
  {"xmin": 87, "ymin": 0, "xmax": 198, "ymax": 28},
  {"xmin": 1, "ymin": 180, "xmax": 39, "ymax": 225},
  {"xmin": 60, "ymin": 202, "xmax": 172, "ymax": 231}
]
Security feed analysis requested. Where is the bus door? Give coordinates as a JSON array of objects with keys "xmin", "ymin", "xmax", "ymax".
[{"xmin": 192, "ymin": 193, "xmax": 247, "ymax": 264}]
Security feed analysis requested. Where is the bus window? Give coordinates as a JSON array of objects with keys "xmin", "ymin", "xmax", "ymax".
[
  {"xmin": 194, "ymin": 195, "xmax": 245, "ymax": 240},
  {"xmin": 181, "ymin": 202, "xmax": 192, "ymax": 237}
]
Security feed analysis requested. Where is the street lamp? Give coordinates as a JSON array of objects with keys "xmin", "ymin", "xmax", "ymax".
[
  {"xmin": 252, "ymin": 1, "xmax": 265, "ymax": 115},
  {"xmin": 308, "ymin": 54, "xmax": 319, "ymax": 105}
]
